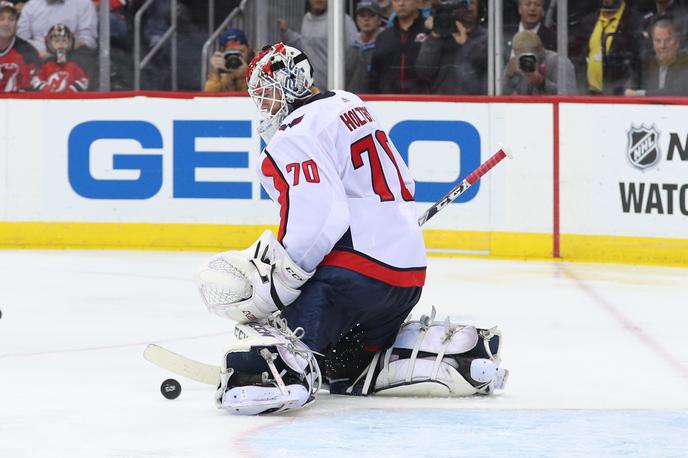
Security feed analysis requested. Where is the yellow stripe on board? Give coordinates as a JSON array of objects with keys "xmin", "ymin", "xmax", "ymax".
[
  {"xmin": 422, "ymin": 230, "xmax": 552, "ymax": 259},
  {"xmin": 561, "ymin": 234, "xmax": 688, "ymax": 267},
  {"xmin": 1, "ymin": 222, "xmax": 686, "ymax": 266},
  {"xmin": 0, "ymin": 222, "xmax": 552, "ymax": 258},
  {"xmin": 0, "ymin": 222, "xmax": 276, "ymax": 251}
]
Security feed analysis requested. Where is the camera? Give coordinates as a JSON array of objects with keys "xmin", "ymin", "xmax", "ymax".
[
  {"xmin": 518, "ymin": 53, "xmax": 537, "ymax": 73},
  {"xmin": 432, "ymin": 0, "xmax": 471, "ymax": 37},
  {"xmin": 223, "ymin": 49, "xmax": 244, "ymax": 71}
]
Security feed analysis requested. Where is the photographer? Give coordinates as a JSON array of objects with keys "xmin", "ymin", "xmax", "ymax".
[
  {"xmin": 415, "ymin": 0, "xmax": 488, "ymax": 94},
  {"xmin": 204, "ymin": 28, "xmax": 252, "ymax": 93},
  {"xmin": 503, "ymin": 31, "xmax": 578, "ymax": 95}
]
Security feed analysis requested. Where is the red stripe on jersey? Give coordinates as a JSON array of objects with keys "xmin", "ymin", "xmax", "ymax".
[
  {"xmin": 320, "ymin": 249, "xmax": 426, "ymax": 287},
  {"xmin": 261, "ymin": 152, "xmax": 290, "ymax": 242}
]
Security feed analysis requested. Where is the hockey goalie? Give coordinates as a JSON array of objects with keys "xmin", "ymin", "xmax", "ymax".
[{"xmin": 196, "ymin": 42, "xmax": 508, "ymax": 415}]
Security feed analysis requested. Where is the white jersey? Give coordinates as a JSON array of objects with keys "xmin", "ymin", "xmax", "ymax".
[{"xmin": 258, "ymin": 90, "xmax": 426, "ymax": 287}]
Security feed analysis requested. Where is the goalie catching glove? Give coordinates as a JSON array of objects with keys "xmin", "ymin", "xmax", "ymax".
[{"xmin": 197, "ymin": 230, "xmax": 314, "ymax": 322}]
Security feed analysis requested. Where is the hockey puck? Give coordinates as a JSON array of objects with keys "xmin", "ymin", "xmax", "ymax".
[{"xmin": 160, "ymin": 378, "xmax": 181, "ymax": 400}]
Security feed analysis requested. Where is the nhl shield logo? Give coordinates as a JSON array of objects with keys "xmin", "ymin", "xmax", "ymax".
[{"xmin": 626, "ymin": 125, "xmax": 660, "ymax": 170}]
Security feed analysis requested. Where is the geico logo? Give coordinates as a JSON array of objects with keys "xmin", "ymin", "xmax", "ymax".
[
  {"xmin": 67, "ymin": 119, "xmax": 482, "ymax": 204},
  {"xmin": 68, "ymin": 120, "xmax": 254, "ymax": 200},
  {"xmin": 389, "ymin": 120, "xmax": 482, "ymax": 205}
]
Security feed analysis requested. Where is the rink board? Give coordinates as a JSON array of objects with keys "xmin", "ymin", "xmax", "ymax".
[
  {"xmin": 0, "ymin": 96, "xmax": 552, "ymax": 258},
  {"xmin": 0, "ymin": 94, "xmax": 686, "ymax": 265},
  {"xmin": 559, "ymin": 103, "xmax": 688, "ymax": 265}
]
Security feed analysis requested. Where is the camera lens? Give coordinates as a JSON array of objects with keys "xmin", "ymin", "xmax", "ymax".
[
  {"xmin": 518, "ymin": 54, "xmax": 537, "ymax": 73},
  {"xmin": 223, "ymin": 50, "xmax": 243, "ymax": 70}
]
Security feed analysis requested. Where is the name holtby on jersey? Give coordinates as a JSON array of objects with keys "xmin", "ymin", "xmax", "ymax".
[{"xmin": 340, "ymin": 105, "xmax": 375, "ymax": 132}]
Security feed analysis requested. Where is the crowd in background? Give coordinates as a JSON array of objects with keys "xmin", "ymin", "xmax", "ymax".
[
  {"xmin": 2, "ymin": 0, "xmax": 688, "ymax": 96},
  {"xmin": 0, "ymin": 0, "xmax": 229, "ymax": 91}
]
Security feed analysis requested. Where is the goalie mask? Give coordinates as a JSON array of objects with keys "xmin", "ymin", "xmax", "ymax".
[
  {"xmin": 45, "ymin": 23, "xmax": 74, "ymax": 64},
  {"xmin": 246, "ymin": 43, "xmax": 314, "ymax": 141}
]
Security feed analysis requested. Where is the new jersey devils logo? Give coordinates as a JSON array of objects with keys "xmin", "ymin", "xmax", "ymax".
[
  {"xmin": 46, "ymin": 71, "xmax": 70, "ymax": 92},
  {"xmin": 0, "ymin": 63, "xmax": 20, "ymax": 91}
]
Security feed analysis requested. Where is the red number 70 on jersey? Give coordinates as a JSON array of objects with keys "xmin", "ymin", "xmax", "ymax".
[
  {"xmin": 285, "ymin": 159, "xmax": 320, "ymax": 186},
  {"xmin": 351, "ymin": 130, "xmax": 413, "ymax": 202},
  {"xmin": 285, "ymin": 130, "xmax": 413, "ymax": 202}
]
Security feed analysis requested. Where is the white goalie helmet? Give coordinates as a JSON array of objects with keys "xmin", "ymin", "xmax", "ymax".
[{"xmin": 246, "ymin": 43, "xmax": 314, "ymax": 138}]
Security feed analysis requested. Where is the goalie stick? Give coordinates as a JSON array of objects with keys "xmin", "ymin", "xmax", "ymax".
[
  {"xmin": 143, "ymin": 344, "xmax": 220, "ymax": 385},
  {"xmin": 418, "ymin": 148, "xmax": 511, "ymax": 226}
]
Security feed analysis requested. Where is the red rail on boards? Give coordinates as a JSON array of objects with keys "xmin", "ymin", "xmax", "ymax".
[{"xmin": 3, "ymin": 91, "xmax": 688, "ymax": 105}]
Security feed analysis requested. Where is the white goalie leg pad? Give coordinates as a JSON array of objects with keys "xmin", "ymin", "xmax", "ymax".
[
  {"xmin": 196, "ymin": 230, "xmax": 314, "ymax": 323},
  {"xmin": 215, "ymin": 318, "xmax": 322, "ymax": 415},
  {"xmin": 221, "ymin": 384, "xmax": 310, "ymax": 416},
  {"xmin": 368, "ymin": 307, "xmax": 508, "ymax": 397}
]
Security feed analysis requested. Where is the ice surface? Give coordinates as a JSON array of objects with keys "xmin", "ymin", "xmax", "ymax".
[{"xmin": 1, "ymin": 251, "xmax": 686, "ymax": 457}]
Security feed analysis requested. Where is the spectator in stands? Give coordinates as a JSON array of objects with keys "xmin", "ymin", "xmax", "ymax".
[
  {"xmin": 17, "ymin": 0, "xmax": 98, "ymax": 57},
  {"xmin": 375, "ymin": 0, "xmax": 394, "ymax": 19},
  {"xmin": 504, "ymin": 0, "xmax": 556, "ymax": 58},
  {"xmin": 0, "ymin": 1, "xmax": 39, "ymax": 91},
  {"xmin": 503, "ymin": 30, "xmax": 577, "ymax": 95},
  {"xmin": 9, "ymin": 1, "xmax": 27, "ymax": 14},
  {"xmin": 204, "ymin": 27, "xmax": 252, "ymax": 92},
  {"xmin": 279, "ymin": 0, "xmax": 357, "ymax": 90},
  {"xmin": 626, "ymin": 17, "xmax": 688, "ymax": 95},
  {"xmin": 569, "ymin": 0, "xmax": 643, "ymax": 95},
  {"xmin": 134, "ymin": 0, "xmax": 170, "ymax": 50},
  {"xmin": 641, "ymin": 0, "xmax": 688, "ymax": 23},
  {"xmin": 92, "ymin": 0, "xmax": 128, "ymax": 48},
  {"xmin": 385, "ymin": 0, "xmax": 432, "ymax": 28},
  {"xmin": 640, "ymin": 1, "xmax": 688, "ymax": 49},
  {"xmin": 104, "ymin": 0, "xmax": 172, "ymax": 90},
  {"xmin": 549, "ymin": 1, "xmax": 603, "ymax": 30},
  {"xmin": 34, "ymin": 23, "xmax": 89, "ymax": 91},
  {"xmin": 346, "ymin": 0, "xmax": 384, "ymax": 93},
  {"xmin": 414, "ymin": 0, "xmax": 488, "ymax": 94},
  {"xmin": 370, "ymin": 0, "xmax": 429, "ymax": 94}
]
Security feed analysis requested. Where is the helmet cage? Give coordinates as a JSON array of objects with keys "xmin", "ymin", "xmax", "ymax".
[
  {"xmin": 247, "ymin": 73, "xmax": 288, "ymax": 121},
  {"xmin": 45, "ymin": 23, "xmax": 74, "ymax": 63},
  {"xmin": 246, "ymin": 43, "xmax": 313, "ymax": 121}
]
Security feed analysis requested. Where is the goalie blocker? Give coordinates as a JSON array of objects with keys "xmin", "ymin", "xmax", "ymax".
[{"xmin": 197, "ymin": 230, "xmax": 314, "ymax": 323}]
